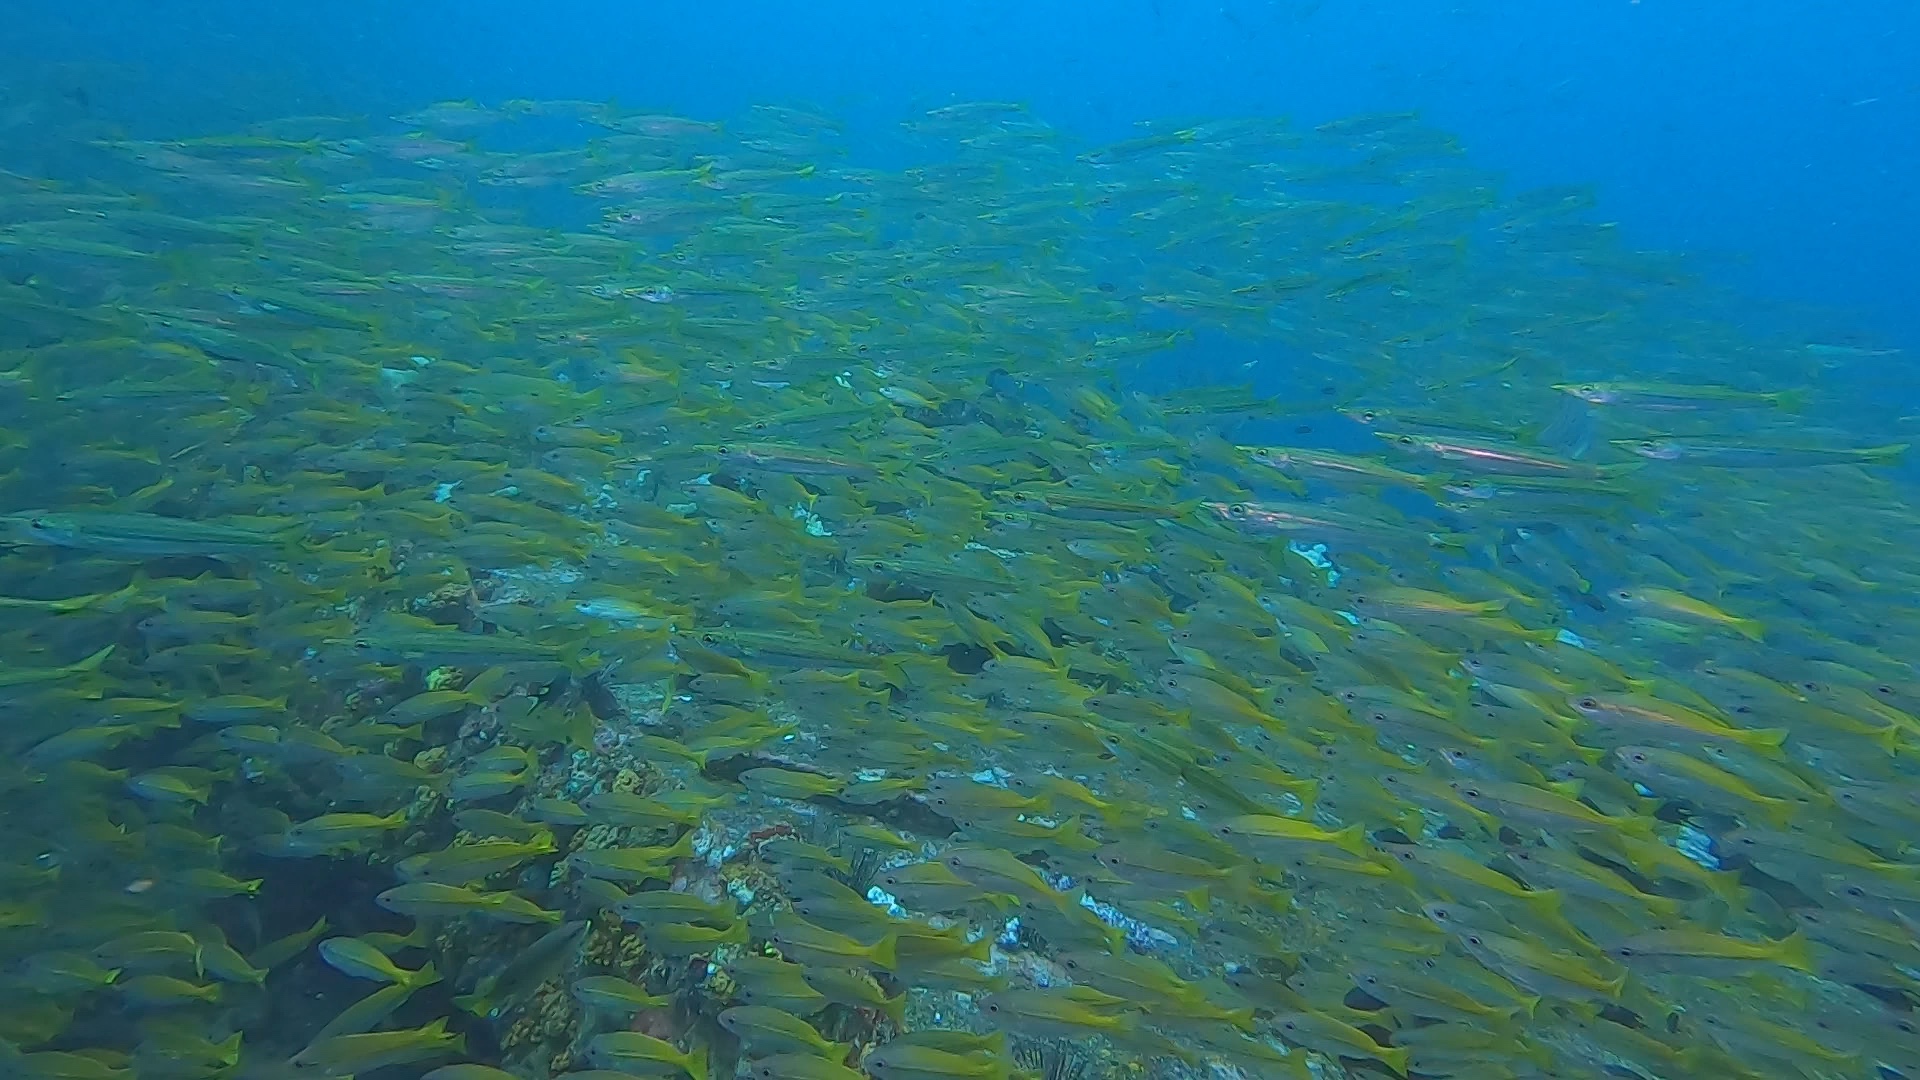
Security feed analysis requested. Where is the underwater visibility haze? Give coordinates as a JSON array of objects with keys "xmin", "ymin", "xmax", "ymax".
[{"xmin": 0, "ymin": 2, "xmax": 1917, "ymax": 1079}]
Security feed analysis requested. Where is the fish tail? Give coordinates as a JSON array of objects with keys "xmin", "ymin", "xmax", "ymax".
[
  {"xmin": 1565, "ymin": 742, "xmax": 1608, "ymax": 765},
  {"xmin": 1522, "ymin": 627, "xmax": 1568, "ymax": 650},
  {"xmin": 1755, "ymin": 798, "xmax": 1798, "ymax": 830},
  {"xmin": 1864, "ymin": 442, "xmax": 1910, "ymax": 463},
  {"xmin": 1334, "ymin": 823, "xmax": 1369, "ymax": 857},
  {"xmin": 1874, "ymin": 724, "xmax": 1906, "ymax": 754},
  {"xmin": 663, "ymin": 829, "xmax": 697, "ymax": 861},
  {"xmin": 867, "ymin": 933, "xmax": 899, "ymax": 973},
  {"xmin": 881, "ymin": 990, "xmax": 907, "ymax": 1027},
  {"xmin": 686, "ymin": 1043, "xmax": 710, "ymax": 1080},
  {"xmin": 1742, "ymin": 727, "xmax": 1791, "ymax": 752},
  {"xmin": 453, "ymin": 974, "xmax": 495, "ymax": 1015},
  {"xmin": 1734, "ymin": 618, "xmax": 1766, "ymax": 641},
  {"xmin": 1779, "ymin": 931, "xmax": 1816, "ymax": 973},
  {"xmin": 410, "ymin": 962, "xmax": 441, "ymax": 990},
  {"xmin": 68, "ymin": 644, "xmax": 117, "ymax": 673}
]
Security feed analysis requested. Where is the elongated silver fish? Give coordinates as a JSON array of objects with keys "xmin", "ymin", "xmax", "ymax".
[{"xmin": 0, "ymin": 510, "xmax": 298, "ymax": 557}]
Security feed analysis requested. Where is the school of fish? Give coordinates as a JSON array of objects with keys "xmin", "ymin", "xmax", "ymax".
[{"xmin": 0, "ymin": 95, "xmax": 1915, "ymax": 1080}]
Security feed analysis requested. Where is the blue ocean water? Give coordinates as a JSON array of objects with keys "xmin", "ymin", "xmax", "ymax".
[{"xmin": 6, "ymin": 0, "xmax": 1915, "ymax": 353}]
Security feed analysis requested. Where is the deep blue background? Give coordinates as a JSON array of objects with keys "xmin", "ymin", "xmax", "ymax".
[{"xmin": 5, "ymin": 0, "xmax": 1915, "ymax": 350}]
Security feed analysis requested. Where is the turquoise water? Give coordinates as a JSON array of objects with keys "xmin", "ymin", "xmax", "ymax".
[{"xmin": 0, "ymin": 5, "xmax": 1917, "ymax": 1080}]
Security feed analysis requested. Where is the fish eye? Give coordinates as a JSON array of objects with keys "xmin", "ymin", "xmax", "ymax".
[
  {"xmin": 1615, "ymin": 947, "xmax": 1634, "ymax": 958},
  {"xmin": 701, "ymin": 633, "xmax": 718, "ymax": 643},
  {"xmin": 1215, "ymin": 824, "xmax": 1233, "ymax": 836},
  {"xmin": 1613, "ymin": 590, "xmax": 1633, "ymax": 600},
  {"xmin": 716, "ymin": 445, "xmax": 732, "ymax": 455},
  {"xmin": 1228, "ymin": 503, "xmax": 1247, "ymax": 517},
  {"xmin": 1360, "ymin": 411, "xmax": 1377, "ymax": 423},
  {"xmin": 27, "ymin": 518, "xmax": 49, "ymax": 530},
  {"xmin": 1578, "ymin": 698, "xmax": 1599, "ymax": 709},
  {"xmin": 1465, "ymin": 934, "xmax": 1482, "ymax": 946},
  {"xmin": 1461, "ymin": 788, "xmax": 1481, "ymax": 799},
  {"xmin": 1397, "ymin": 435, "xmax": 1414, "ymax": 445}
]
